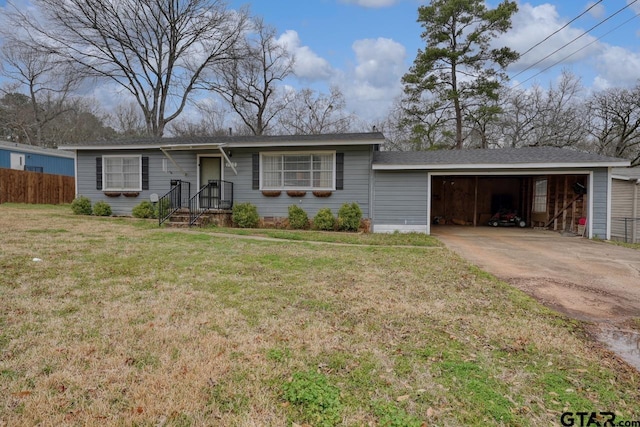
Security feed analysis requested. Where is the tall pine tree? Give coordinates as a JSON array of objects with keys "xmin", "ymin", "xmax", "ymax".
[{"xmin": 402, "ymin": 0, "xmax": 519, "ymax": 149}]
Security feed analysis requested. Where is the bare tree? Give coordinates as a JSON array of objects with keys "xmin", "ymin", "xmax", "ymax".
[
  {"xmin": 110, "ymin": 102, "xmax": 147, "ymax": 137},
  {"xmin": 499, "ymin": 85, "xmax": 540, "ymax": 148},
  {"xmin": 276, "ymin": 87, "xmax": 355, "ymax": 135},
  {"xmin": 500, "ymin": 71, "xmax": 586, "ymax": 148},
  {"xmin": 7, "ymin": 0, "xmax": 249, "ymax": 137},
  {"xmin": 529, "ymin": 72, "xmax": 587, "ymax": 148},
  {"xmin": 0, "ymin": 91, "xmax": 33, "ymax": 143},
  {"xmin": 44, "ymin": 97, "xmax": 116, "ymax": 144},
  {"xmin": 208, "ymin": 17, "xmax": 294, "ymax": 135},
  {"xmin": 0, "ymin": 39, "xmax": 80, "ymax": 146},
  {"xmin": 168, "ymin": 100, "xmax": 231, "ymax": 137},
  {"xmin": 586, "ymin": 86, "xmax": 640, "ymax": 166}
]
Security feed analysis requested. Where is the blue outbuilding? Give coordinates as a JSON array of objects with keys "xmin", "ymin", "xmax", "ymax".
[{"xmin": 0, "ymin": 141, "xmax": 75, "ymax": 176}]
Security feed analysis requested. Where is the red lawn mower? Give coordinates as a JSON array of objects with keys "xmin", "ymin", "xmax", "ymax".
[{"xmin": 488, "ymin": 209, "xmax": 527, "ymax": 228}]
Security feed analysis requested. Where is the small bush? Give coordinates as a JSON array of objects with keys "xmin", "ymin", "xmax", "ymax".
[
  {"xmin": 313, "ymin": 208, "xmax": 335, "ymax": 231},
  {"xmin": 132, "ymin": 201, "xmax": 156, "ymax": 219},
  {"xmin": 232, "ymin": 202, "xmax": 259, "ymax": 228},
  {"xmin": 92, "ymin": 201, "xmax": 112, "ymax": 217},
  {"xmin": 71, "ymin": 196, "xmax": 92, "ymax": 215},
  {"xmin": 288, "ymin": 205, "xmax": 309, "ymax": 229},
  {"xmin": 338, "ymin": 202, "xmax": 362, "ymax": 232}
]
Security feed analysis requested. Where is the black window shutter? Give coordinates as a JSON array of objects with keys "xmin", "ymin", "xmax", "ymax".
[
  {"xmin": 96, "ymin": 157, "xmax": 102, "ymax": 190},
  {"xmin": 252, "ymin": 154, "xmax": 260, "ymax": 190},
  {"xmin": 335, "ymin": 153, "xmax": 344, "ymax": 190},
  {"xmin": 142, "ymin": 157, "xmax": 149, "ymax": 190}
]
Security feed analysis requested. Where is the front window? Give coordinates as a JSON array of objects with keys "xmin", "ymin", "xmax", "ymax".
[
  {"xmin": 261, "ymin": 152, "xmax": 335, "ymax": 190},
  {"xmin": 103, "ymin": 155, "xmax": 141, "ymax": 191},
  {"xmin": 533, "ymin": 177, "xmax": 547, "ymax": 213}
]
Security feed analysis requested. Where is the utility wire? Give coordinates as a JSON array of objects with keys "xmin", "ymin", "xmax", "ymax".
[
  {"xmin": 511, "ymin": 11, "xmax": 640, "ymax": 89},
  {"xmin": 510, "ymin": 0, "xmax": 638, "ymax": 81},
  {"xmin": 517, "ymin": 0, "xmax": 605, "ymax": 59}
]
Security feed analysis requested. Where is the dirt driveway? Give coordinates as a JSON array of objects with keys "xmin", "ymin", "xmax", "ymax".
[{"xmin": 433, "ymin": 225, "xmax": 640, "ymax": 368}]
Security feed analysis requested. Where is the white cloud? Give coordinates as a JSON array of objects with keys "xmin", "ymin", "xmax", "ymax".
[
  {"xmin": 339, "ymin": 0, "xmax": 398, "ymax": 8},
  {"xmin": 629, "ymin": 0, "xmax": 640, "ymax": 15},
  {"xmin": 592, "ymin": 75, "xmax": 611, "ymax": 91},
  {"xmin": 277, "ymin": 30, "xmax": 334, "ymax": 81},
  {"xmin": 586, "ymin": 1, "xmax": 606, "ymax": 19},
  {"xmin": 336, "ymin": 37, "xmax": 407, "ymax": 121},
  {"xmin": 593, "ymin": 45, "xmax": 640, "ymax": 87},
  {"xmin": 498, "ymin": 3, "xmax": 601, "ymax": 71}
]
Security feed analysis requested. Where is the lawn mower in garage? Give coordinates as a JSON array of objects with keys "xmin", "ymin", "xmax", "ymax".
[{"xmin": 488, "ymin": 209, "xmax": 527, "ymax": 228}]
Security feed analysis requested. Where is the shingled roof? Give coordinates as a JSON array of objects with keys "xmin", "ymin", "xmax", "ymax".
[
  {"xmin": 58, "ymin": 132, "xmax": 385, "ymax": 150},
  {"xmin": 373, "ymin": 146, "xmax": 628, "ymax": 169}
]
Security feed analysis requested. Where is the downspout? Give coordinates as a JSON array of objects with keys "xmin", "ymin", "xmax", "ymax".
[
  {"xmin": 73, "ymin": 149, "xmax": 79, "ymax": 197},
  {"xmin": 219, "ymin": 144, "xmax": 238, "ymax": 176},
  {"xmin": 634, "ymin": 179, "xmax": 639, "ymax": 243},
  {"xmin": 160, "ymin": 148, "xmax": 188, "ymax": 177},
  {"xmin": 606, "ymin": 168, "xmax": 612, "ymax": 240}
]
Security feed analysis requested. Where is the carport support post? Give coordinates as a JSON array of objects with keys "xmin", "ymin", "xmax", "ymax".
[{"xmin": 473, "ymin": 176, "xmax": 478, "ymax": 227}]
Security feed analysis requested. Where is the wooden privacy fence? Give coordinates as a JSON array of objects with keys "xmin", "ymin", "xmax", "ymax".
[{"xmin": 0, "ymin": 168, "xmax": 75, "ymax": 205}]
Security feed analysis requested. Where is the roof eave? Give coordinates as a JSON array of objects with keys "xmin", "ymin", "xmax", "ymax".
[
  {"xmin": 372, "ymin": 161, "xmax": 631, "ymax": 170},
  {"xmin": 58, "ymin": 144, "xmax": 163, "ymax": 151},
  {"xmin": 59, "ymin": 138, "xmax": 382, "ymax": 151}
]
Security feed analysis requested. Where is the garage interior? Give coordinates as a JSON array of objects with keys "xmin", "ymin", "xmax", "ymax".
[{"xmin": 431, "ymin": 175, "xmax": 588, "ymax": 233}]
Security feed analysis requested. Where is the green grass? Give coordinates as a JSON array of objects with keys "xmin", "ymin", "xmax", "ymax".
[
  {"xmin": 205, "ymin": 226, "xmax": 443, "ymax": 247},
  {"xmin": 0, "ymin": 204, "xmax": 639, "ymax": 426},
  {"xmin": 606, "ymin": 239, "xmax": 640, "ymax": 250}
]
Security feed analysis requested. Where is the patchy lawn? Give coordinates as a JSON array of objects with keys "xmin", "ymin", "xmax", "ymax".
[{"xmin": 1, "ymin": 204, "xmax": 639, "ymax": 426}]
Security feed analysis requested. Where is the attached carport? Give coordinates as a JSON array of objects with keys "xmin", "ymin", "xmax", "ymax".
[
  {"xmin": 430, "ymin": 172, "xmax": 588, "ymax": 232},
  {"xmin": 371, "ymin": 147, "xmax": 630, "ymax": 239}
]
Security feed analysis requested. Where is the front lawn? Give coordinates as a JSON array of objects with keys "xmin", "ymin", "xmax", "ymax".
[{"xmin": 1, "ymin": 204, "xmax": 638, "ymax": 426}]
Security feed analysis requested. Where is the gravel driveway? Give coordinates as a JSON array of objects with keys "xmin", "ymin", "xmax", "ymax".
[{"xmin": 433, "ymin": 225, "xmax": 640, "ymax": 369}]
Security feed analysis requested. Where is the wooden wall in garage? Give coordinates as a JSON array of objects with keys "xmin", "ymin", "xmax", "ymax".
[
  {"xmin": 431, "ymin": 176, "xmax": 526, "ymax": 226},
  {"xmin": 431, "ymin": 174, "xmax": 586, "ymax": 233},
  {"xmin": 537, "ymin": 175, "xmax": 587, "ymax": 234}
]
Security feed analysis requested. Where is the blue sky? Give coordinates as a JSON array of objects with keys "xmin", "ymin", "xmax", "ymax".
[
  {"xmin": 2, "ymin": 0, "xmax": 640, "ymax": 124},
  {"xmin": 225, "ymin": 0, "xmax": 640, "ymax": 121}
]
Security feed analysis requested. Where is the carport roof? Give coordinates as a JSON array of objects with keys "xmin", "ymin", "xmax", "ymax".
[{"xmin": 373, "ymin": 146, "xmax": 630, "ymax": 170}]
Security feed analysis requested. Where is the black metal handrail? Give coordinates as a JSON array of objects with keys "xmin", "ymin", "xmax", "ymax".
[
  {"xmin": 158, "ymin": 180, "xmax": 191, "ymax": 226},
  {"xmin": 189, "ymin": 180, "xmax": 234, "ymax": 225}
]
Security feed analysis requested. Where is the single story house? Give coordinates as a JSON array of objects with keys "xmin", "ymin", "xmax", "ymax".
[
  {"xmin": 0, "ymin": 140, "xmax": 75, "ymax": 176},
  {"xmin": 58, "ymin": 133, "xmax": 629, "ymax": 239},
  {"xmin": 611, "ymin": 167, "xmax": 640, "ymax": 243}
]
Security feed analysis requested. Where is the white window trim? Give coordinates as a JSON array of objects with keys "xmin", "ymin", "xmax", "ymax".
[
  {"xmin": 102, "ymin": 154, "xmax": 142, "ymax": 192},
  {"xmin": 260, "ymin": 151, "xmax": 336, "ymax": 191},
  {"xmin": 533, "ymin": 177, "xmax": 548, "ymax": 213}
]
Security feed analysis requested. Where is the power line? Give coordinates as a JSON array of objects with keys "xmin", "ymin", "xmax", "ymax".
[
  {"xmin": 517, "ymin": 0, "xmax": 605, "ymax": 59},
  {"xmin": 511, "ymin": 11, "xmax": 640, "ymax": 89},
  {"xmin": 510, "ymin": 0, "xmax": 638, "ymax": 81}
]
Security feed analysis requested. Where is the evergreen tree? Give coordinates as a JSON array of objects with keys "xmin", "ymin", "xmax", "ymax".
[{"xmin": 402, "ymin": 0, "xmax": 519, "ymax": 149}]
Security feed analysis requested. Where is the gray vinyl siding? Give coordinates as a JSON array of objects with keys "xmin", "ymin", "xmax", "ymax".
[
  {"xmin": 372, "ymin": 171, "xmax": 428, "ymax": 228},
  {"xmin": 76, "ymin": 149, "xmax": 203, "ymax": 216},
  {"xmin": 611, "ymin": 178, "xmax": 638, "ymax": 242},
  {"xmin": 224, "ymin": 145, "xmax": 372, "ymax": 218},
  {"xmin": 591, "ymin": 168, "xmax": 609, "ymax": 239},
  {"xmin": 77, "ymin": 146, "xmax": 371, "ymax": 217}
]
